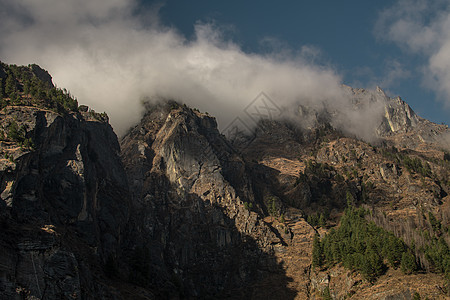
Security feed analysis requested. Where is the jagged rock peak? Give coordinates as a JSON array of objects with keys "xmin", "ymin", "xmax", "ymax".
[
  {"xmin": 29, "ymin": 64, "xmax": 54, "ymax": 88},
  {"xmin": 380, "ymin": 94, "xmax": 421, "ymax": 134},
  {"xmin": 342, "ymin": 84, "xmax": 390, "ymax": 102},
  {"xmin": 119, "ymin": 100, "xmax": 290, "ymax": 297},
  {"xmin": 342, "ymin": 85, "xmax": 421, "ymax": 133}
]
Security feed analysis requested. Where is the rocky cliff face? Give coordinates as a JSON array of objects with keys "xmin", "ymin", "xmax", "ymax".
[
  {"xmin": 120, "ymin": 102, "xmax": 295, "ymax": 298},
  {"xmin": 342, "ymin": 85, "xmax": 423, "ymax": 136},
  {"xmin": 0, "ymin": 106, "xmax": 130, "ymax": 299},
  {"xmin": 348, "ymin": 86, "xmax": 449, "ymax": 149},
  {"xmin": 1, "ymin": 63, "xmax": 449, "ymax": 299},
  {"xmin": 292, "ymin": 85, "xmax": 449, "ymax": 150}
]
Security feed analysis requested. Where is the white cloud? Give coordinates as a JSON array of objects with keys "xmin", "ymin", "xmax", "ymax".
[
  {"xmin": 375, "ymin": 0, "xmax": 450, "ymax": 108},
  {"xmin": 0, "ymin": 0, "xmax": 384, "ymax": 140},
  {"xmin": 380, "ymin": 59, "xmax": 411, "ymax": 89},
  {"xmin": 350, "ymin": 59, "xmax": 410, "ymax": 92}
]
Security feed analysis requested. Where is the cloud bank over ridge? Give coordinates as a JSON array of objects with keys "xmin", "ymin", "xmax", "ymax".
[{"xmin": 0, "ymin": 0, "xmax": 353, "ymax": 136}]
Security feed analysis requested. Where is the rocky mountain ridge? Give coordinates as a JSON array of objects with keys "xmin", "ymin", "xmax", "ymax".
[
  {"xmin": 120, "ymin": 102, "xmax": 280, "ymax": 297},
  {"xmin": 0, "ymin": 63, "xmax": 449, "ymax": 299},
  {"xmin": 348, "ymin": 85, "xmax": 449, "ymax": 150}
]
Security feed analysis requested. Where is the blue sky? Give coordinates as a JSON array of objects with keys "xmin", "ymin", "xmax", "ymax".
[
  {"xmin": 1, "ymin": 0, "xmax": 449, "ymax": 134},
  {"xmin": 154, "ymin": 0, "xmax": 448, "ymax": 125}
]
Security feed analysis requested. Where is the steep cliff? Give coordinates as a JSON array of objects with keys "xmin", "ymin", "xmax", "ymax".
[
  {"xmin": 120, "ymin": 102, "xmax": 297, "ymax": 298},
  {"xmin": 0, "ymin": 64, "xmax": 131, "ymax": 299},
  {"xmin": 349, "ymin": 86, "xmax": 449, "ymax": 149}
]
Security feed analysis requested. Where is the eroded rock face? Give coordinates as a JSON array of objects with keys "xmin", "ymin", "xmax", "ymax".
[
  {"xmin": 0, "ymin": 106, "xmax": 130, "ymax": 299},
  {"xmin": 1, "ymin": 107, "xmax": 129, "ymax": 252},
  {"xmin": 120, "ymin": 102, "xmax": 288, "ymax": 298},
  {"xmin": 0, "ymin": 87, "xmax": 448, "ymax": 299},
  {"xmin": 349, "ymin": 86, "xmax": 449, "ymax": 149}
]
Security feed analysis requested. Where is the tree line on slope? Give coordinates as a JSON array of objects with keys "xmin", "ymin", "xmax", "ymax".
[
  {"xmin": 0, "ymin": 62, "xmax": 78, "ymax": 112},
  {"xmin": 312, "ymin": 205, "xmax": 417, "ymax": 282},
  {"xmin": 367, "ymin": 207, "xmax": 450, "ymax": 282}
]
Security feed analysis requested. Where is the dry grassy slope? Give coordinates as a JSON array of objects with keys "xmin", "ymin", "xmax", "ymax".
[
  {"xmin": 311, "ymin": 265, "xmax": 448, "ymax": 299},
  {"xmin": 238, "ymin": 119, "xmax": 450, "ymax": 299}
]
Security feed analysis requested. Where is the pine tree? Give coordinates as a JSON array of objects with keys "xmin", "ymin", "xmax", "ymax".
[
  {"xmin": 5, "ymin": 72, "xmax": 16, "ymax": 97},
  {"xmin": 312, "ymin": 234, "xmax": 323, "ymax": 268},
  {"xmin": 401, "ymin": 251, "xmax": 417, "ymax": 274},
  {"xmin": 385, "ymin": 235, "xmax": 405, "ymax": 268},
  {"xmin": 319, "ymin": 213, "xmax": 326, "ymax": 227},
  {"xmin": 0, "ymin": 78, "xmax": 3, "ymax": 99},
  {"xmin": 7, "ymin": 120, "xmax": 24, "ymax": 142},
  {"xmin": 362, "ymin": 248, "xmax": 384, "ymax": 282},
  {"xmin": 23, "ymin": 79, "xmax": 31, "ymax": 96},
  {"xmin": 322, "ymin": 286, "xmax": 332, "ymax": 300},
  {"xmin": 346, "ymin": 190, "xmax": 355, "ymax": 207}
]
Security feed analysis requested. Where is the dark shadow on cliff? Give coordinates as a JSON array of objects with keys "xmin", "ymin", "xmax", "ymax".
[
  {"xmin": 122, "ymin": 170, "xmax": 298, "ymax": 300},
  {"xmin": 117, "ymin": 102, "xmax": 299, "ymax": 298}
]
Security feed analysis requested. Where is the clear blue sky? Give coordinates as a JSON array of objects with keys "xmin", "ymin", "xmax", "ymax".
[{"xmin": 150, "ymin": 0, "xmax": 449, "ymax": 125}]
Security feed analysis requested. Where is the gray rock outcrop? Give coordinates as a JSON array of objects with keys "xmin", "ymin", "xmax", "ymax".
[
  {"xmin": 0, "ymin": 106, "xmax": 130, "ymax": 299},
  {"xmin": 120, "ymin": 102, "xmax": 289, "ymax": 298}
]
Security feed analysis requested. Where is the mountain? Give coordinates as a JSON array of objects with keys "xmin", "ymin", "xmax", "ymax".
[
  {"xmin": 349, "ymin": 86, "xmax": 449, "ymax": 149},
  {"xmin": 0, "ymin": 62, "xmax": 449, "ymax": 299}
]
